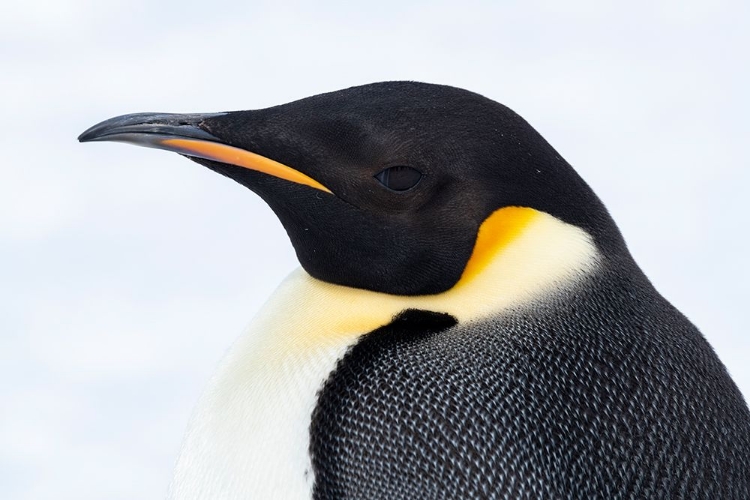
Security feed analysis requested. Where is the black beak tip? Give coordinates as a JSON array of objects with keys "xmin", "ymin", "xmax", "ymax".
[
  {"xmin": 77, "ymin": 113, "xmax": 146, "ymax": 143},
  {"xmin": 78, "ymin": 126, "xmax": 101, "ymax": 143}
]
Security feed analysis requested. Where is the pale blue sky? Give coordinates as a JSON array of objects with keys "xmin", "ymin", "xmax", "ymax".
[{"xmin": 1, "ymin": 1, "xmax": 748, "ymax": 498}]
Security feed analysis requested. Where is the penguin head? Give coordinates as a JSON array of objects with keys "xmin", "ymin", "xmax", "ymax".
[{"xmin": 79, "ymin": 82, "xmax": 623, "ymax": 295}]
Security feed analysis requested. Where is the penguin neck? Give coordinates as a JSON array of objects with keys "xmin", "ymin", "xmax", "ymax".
[{"xmin": 264, "ymin": 207, "xmax": 602, "ymax": 354}]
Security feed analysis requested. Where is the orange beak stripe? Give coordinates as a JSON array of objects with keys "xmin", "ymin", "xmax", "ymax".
[{"xmin": 158, "ymin": 138, "xmax": 332, "ymax": 194}]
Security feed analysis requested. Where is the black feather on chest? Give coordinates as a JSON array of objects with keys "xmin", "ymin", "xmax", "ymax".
[{"xmin": 309, "ymin": 267, "xmax": 750, "ymax": 500}]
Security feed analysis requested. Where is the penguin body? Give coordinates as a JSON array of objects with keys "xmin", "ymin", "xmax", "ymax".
[{"xmin": 79, "ymin": 82, "xmax": 750, "ymax": 499}]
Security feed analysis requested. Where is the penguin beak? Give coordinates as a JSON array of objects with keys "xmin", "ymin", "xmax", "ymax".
[{"xmin": 78, "ymin": 113, "xmax": 332, "ymax": 194}]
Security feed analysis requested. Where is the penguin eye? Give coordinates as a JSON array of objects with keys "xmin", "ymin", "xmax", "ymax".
[{"xmin": 374, "ymin": 166, "xmax": 423, "ymax": 192}]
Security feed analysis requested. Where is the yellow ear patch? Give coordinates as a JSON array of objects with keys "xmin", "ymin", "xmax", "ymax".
[{"xmin": 458, "ymin": 207, "xmax": 539, "ymax": 285}]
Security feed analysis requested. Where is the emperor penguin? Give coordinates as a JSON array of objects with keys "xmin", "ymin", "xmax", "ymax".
[{"xmin": 79, "ymin": 82, "xmax": 750, "ymax": 499}]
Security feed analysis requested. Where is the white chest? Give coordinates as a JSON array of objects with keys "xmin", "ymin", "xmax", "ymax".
[{"xmin": 167, "ymin": 273, "xmax": 367, "ymax": 500}]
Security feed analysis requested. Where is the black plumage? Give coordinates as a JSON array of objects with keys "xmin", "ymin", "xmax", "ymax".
[{"xmin": 311, "ymin": 265, "xmax": 750, "ymax": 499}]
